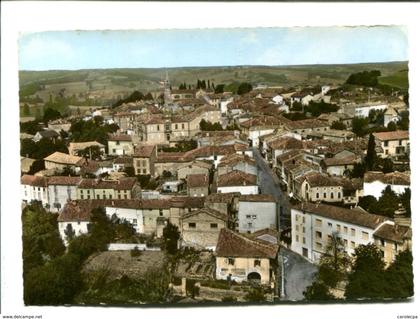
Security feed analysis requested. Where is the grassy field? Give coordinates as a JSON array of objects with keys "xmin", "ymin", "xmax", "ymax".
[{"xmin": 379, "ymin": 69, "xmax": 409, "ymax": 90}]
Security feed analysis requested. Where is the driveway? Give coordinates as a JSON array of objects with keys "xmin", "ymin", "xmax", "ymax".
[{"xmin": 279, "ymin": 248, "xmax": 318, "ymax": 301}]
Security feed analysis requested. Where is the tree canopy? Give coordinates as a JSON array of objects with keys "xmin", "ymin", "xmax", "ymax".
[{"xmin": 346, "ymin": 70, "xmax": 381, "ymax": 87}]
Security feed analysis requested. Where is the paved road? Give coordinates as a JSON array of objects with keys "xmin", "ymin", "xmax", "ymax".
[
  {"xmin": 280, "ymin": 248, "xmax": 318, "ymax": 301},
  {"xmin": 252, "ymin": 148, "xmax": 317, "ymax": 301},
  {"xmin": 252, "ymin": 148, "xmax": 290, "ymax": 229}
]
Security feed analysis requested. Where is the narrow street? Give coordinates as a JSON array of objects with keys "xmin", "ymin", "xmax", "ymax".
[
  {"xmin": 252, "ymin": 148, "xmax": 290, "ymax": 229},
  {"xmin": 253, "ymin": 148, "xmax": 317, "ymax": 301}
]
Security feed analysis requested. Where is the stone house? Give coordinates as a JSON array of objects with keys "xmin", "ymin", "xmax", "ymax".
[
  {"xmin": 373, "ymin": 223, "xmax": 412, "ymax": 265},
  {"xmin": 133, "ymin": 145, "xmax": 157, "ymax": 176},
  {"xmin": 176, "ymin": 160, "xmax": 212, "ymax": 180},
  {"xmin": 217, "ymin": 153, "xmax": 257, "ymax": 176},
  {"xmin": 181, "ymin": 207, "xmax": 229, "ymax": 249},
  {"xmin": 321, "ymin": 154, "xmax": 361, "ymax": 176},
  {"xmin": 107, "ymin": 134, "xmax": 134, "ymax": 156},
  {"xmin": 237, "ymin": 195, "xmax": 278, "ymax": 234},
  {"xmin": 215, "ymin": 228, "xmax": 279, "ymax": 285},
  {"xmin": 373, "ymin": 130, "xmax": 409, "ymax": 159},
  {"xmin": 186, "ymin": 174, "xmax": 209, "ymax": 197},
  {"xmin": 44, "ymin": 152, "xmax": 85, "ymax": 174}
]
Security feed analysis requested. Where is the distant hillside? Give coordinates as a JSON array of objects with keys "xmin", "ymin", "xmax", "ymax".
[
  {"xmin": 19, "ymin": 61, "xmax": 408, "ymax": 104},
  {"xmin": 378, "ymin": 69, "xmax": 409, "ymax": 90}
]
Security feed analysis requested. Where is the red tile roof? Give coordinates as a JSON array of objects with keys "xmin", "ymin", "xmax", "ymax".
[
  {"xmin": 21, "ymin": 174, "xmax": 47, "ymax": 187},
  {"xmin": 186, "ymin": 174, "xmax": 209, "ymax": 188},
  {"xmin": 373, "ymin": 130, "xmax": 409, "ymax": 141},
  {"xmin": 293, "ymin": 202, "xmax": 388, "ymax": 229},
  {"xmin": 216, "ymin": 228, "xmax": 279, "ymax": 259},
  {"xmin": 217, "ymin": 170, "xmax": 257, "ymax": 187}
]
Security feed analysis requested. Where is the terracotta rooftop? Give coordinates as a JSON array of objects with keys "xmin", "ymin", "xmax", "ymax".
[
  {"xmin": 21, "ymin": 174, "xmax": 47, "ymax": 187},
  {"xmin": 182, "ymin": 207, "xmax": 229, "ymax": 222},
  {"xmin": 78, "ymin": 177, "xmax": 137, "ymax": 190},
  {"xmin": 373, "ymin": 223, "xmax": 411, "ymax": 243},
  {"xmin": 239, "ymin": 194, "xmax": 276, "ymax": 202},
  {"xmin": 218, "ymin": 153, "xmax": 256, "ymax": 168},
  {"xmin": 267, "ymin": 136, "xmax": 303, "ymax": 150},
  {"xmin": 205, "ymin": 192, "xmax": 240, "ymax": 203},
  {"xmin": 186, "ymin": 174, "xmax": 209, "ymax": 188},
  {"xmin": 113, "ymin": 156, "xmax": 133, "ymax": 165},
  {"xmin": 296, "ymin": 172, "xmax": 341, "ymax": 187},
  {"xmin": 217, "ymin": 170, "xmax": 257, "ymax": 187},
  {"xmin": 47, "ymin": 176, "xmax": 81, "ymax": 186},
  {"xmin": 169, "ymin": 196, "xmax": 205, "ymax": 208},
  {"xmin": 240, "ymin": 115, "xmax": 289, "ymax": 129},
  {"xmin": 108, "ymin": 134, "xmax": 132, "ymax": 142},
  {"xmin": 186, "ymin": 144, "xmax": 244, "ymax": 158},
  {"xmin": 373, "ymin": 130, "xmax": 409, "ymax": 141},
  {"xmin": 216, "ymin": 228, "xmax": 279, "ymax": 259},
  {"xmin": 134, "ymin": 145, "xmax": 156, "ymax": 158},
  {"xmin": 364, "ymin": 171, "xmax": 410, "ymax": 185},
  {"xmin": 156, "ymin": 152, "xmax": 192, "ymax": 163},
  {"xmin": 322, "ymin": 154, "xmax": 360, "ymax": 166},
  {"xmin": 293, "ymin": 202, "xmax": 388, "ymax": 229},
  {"xmin": 44, "ymin": 152, "xmax": 85, "ymax": 166},
  {"xmin": 286, "ymin": 119, "xmax": 329, "ymax": 130}
]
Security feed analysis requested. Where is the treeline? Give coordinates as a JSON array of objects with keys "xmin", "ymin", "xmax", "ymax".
[
  {"xmin": 346, "ymin": 70, "xmax": 382, "ymax": 87},
  {"xmin": 112, "ymin": 90, "xmax": 154, "ymax": 108},
  {"xmin": 304, "ymin": 241, "xmax": 413, "ymax": 301}
]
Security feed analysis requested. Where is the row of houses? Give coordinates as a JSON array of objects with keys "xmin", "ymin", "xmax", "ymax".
[{"xmin": 56, "ymin": 193, "xmax": 278, "ymax": 250}]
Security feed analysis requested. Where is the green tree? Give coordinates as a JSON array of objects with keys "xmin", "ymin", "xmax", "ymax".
[
  {"xmin": 387, "ymin": 121, "xmax": 397, "ymax": 131},
  {"xmin": 162, "ymin": 222, "xmax": 180, "ymax": 255},
  {"xmin": 43, "ymin": 107, "xmax": 61, "ymax": 123},
  {"xmin": 345, "ymin": 70, "xmax": 381, "ymax": 87},
  {"xmin": 237, "ymin": 82, "xmax": 253, "ymax": 95},
  {"xmin": 22, "ymin": 204, "xmax": 65, "ymax": 275},
  {"xmin": 245, "ymin": 287, "xmax": 266, "ymax": 302},
  {"xmin": 303, "ymin": 282, "xmax": 335, "ymax": 301},
  {"xmin": 375, "ymin": 186, "xmax": 399, "ymax": 217},
  {"xmin": 399, "ymin": 188, "xmax": 411, "ymax": 217},
  {"xmin": 330, "ymin": 121, "xmax": 347, "ymax": 130},
  {"xmin": 365, "ymin": 133, "xmax": 377, "ymax": 171},
  {"xmin": 215, "ymin": 84, "xmax": 225, "ymax": 94},
  {"xmin": 24, "ymin": 253, "xmax": 82, "ymax": 305},
  {"xmin": 351, "ymin": 117, "xmax": 369, "ymax": 137},
  {"xmin": 345, "ymin": 244, "xmax": 386, "ymax": 300},
  {"xmin": 349, "ymin": 162, "xmax": 366, "ymax": 178},
  {"xmin": 384, "ymin": 250, "xmax": 413, "ymax": 299}
]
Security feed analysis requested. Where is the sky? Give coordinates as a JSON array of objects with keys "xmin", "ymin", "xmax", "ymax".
[{"xmin": 18, "ymin": 26, "xmax": 408, "ymax": 71}]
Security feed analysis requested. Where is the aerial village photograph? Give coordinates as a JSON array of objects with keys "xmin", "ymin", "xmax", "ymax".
[{"xmin": 14, "ymin": 23, "xmax": 413, "ymax": 309}]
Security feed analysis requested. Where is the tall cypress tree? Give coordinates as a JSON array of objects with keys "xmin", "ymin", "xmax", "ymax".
[{"xmin": 365, "ymin": 133, "xmax": 377, "ymax": 171}]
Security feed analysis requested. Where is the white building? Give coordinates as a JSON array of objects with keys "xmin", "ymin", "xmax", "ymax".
[
  {"xmin": 354, "ymin": 103, "xmax": 388, "ymax": 118},
  {"xmin": 21, "ymin": 174, "xmax": 49, "ymax": 207},
  {"xmin": 363, "ymin": 171, "xmax": 410, "ymax": 199},
  {"xmin": 47, "ymin": 176, "xmax": 81, "ymax": 212},
  {"xmin": 238, "ymin": 195, "xmax": 277, "ymax": 233},
  {"xmin": 291, "ymin": 202, "xmax": 390, "ymax": 262},
  {"xmin": 217, "ymin": 170, "xmax": 259, "ymax": 195}
]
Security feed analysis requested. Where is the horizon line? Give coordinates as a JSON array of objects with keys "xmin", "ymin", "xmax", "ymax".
[{"xmin": 19, "ymin": 60, "xmax": 408, "ymax": 73}]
